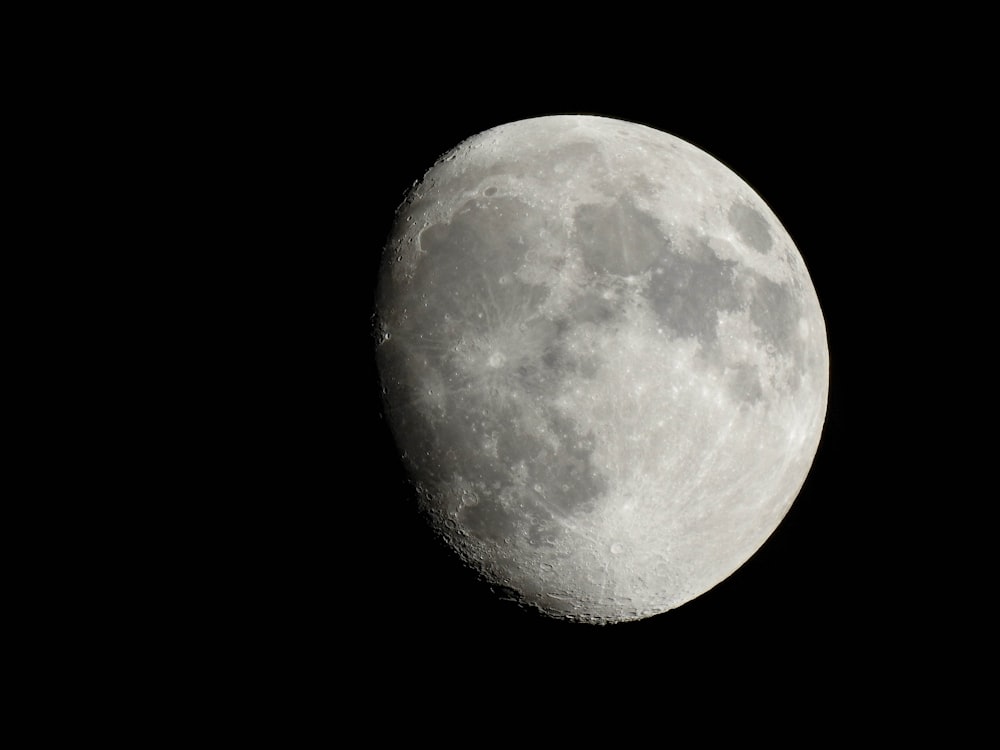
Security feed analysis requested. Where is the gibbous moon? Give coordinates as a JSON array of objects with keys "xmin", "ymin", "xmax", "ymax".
[{"xmin": 375, "ymin": 115, "xmax": 828, "ymax": 623}]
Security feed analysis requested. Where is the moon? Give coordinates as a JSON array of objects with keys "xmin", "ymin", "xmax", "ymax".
[{"xmin": 374, "ymin": 115, "xmax": 828, "ymax": 624}]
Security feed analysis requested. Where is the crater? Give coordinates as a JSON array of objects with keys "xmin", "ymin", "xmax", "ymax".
[{"xmin": 728, "ymin": 202, "xmax": 773, "ymax": 254}]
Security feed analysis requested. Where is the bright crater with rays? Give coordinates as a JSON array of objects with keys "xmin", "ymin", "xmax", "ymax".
[{"xmin": 375, "ymin": 115, "xmax": 828, "ymax": 623}]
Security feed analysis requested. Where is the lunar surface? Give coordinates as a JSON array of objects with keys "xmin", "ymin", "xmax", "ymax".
[{"xmin": 374, "ymin": 115, "xmax": 828, "ymax": 624}]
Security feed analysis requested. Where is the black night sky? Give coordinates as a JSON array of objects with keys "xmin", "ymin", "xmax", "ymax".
[{"xmin": 115, "ymin": 15, "xmax": 973, "ymax": 732}]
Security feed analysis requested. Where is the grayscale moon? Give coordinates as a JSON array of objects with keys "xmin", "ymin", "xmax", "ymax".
[{"xmin": 374, "ymin": 115, "xmax": 828, "ymax": 624}]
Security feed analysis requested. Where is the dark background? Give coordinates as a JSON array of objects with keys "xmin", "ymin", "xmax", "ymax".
[{"xmin": 52, "ymin": 14, "xmax": 978, "ymax": 733}]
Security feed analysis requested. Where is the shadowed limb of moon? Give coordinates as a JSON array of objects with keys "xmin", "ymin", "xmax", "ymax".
[{"xmin": 375, "ymin": 115, "xmax": 828, "ymax": 624}]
